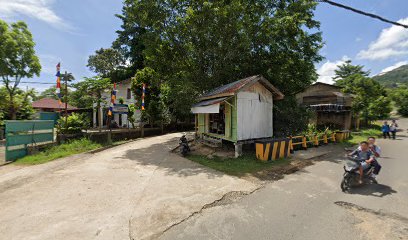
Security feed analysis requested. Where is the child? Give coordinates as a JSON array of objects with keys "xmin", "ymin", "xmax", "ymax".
[
  {"xmin": 390, "ymin": 120, "xmax": 398, "ymax": 140},
  {"xmin": 382, "ymin": 121, "xmax": 391, "ymax": 139},
  {"xmin": 349, "ymin": 141, "xmax": 375, "ymax": 184}
]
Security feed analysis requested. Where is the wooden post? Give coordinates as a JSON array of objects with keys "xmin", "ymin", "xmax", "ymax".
[
  {"xmin": 302, "ymin": 136, "xmax": 307, "ymax": 149},
  {"xmin": 323, "ymin": 134, "xmax": 328, "ymax": 144},
  {"xmin": 289, "ymin": 136, "xmax": 294, "ymax": 153},
  {"xmin": 313, "ymin": 135, "xmax": 319, "ymax": 147}
]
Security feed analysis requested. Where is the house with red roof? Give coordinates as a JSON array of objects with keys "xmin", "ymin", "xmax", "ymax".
[{"xmin": 32, "ymin": 98, "xmax": 78, "ymax": 112}]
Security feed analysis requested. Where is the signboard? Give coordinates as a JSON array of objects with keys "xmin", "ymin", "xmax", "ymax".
[{"xmin": 113, "ymin": 104, "xmax": 128, "ymax": 114}]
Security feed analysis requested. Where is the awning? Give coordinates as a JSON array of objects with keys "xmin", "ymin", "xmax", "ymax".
[{"xmin": 191, "ymin": 97, "xmax": 229, "ymax": 114}]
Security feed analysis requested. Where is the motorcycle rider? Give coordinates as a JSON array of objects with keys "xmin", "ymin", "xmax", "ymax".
[
  {"xmin": 367, "ymin": 136, "xmax": 382, "ymax": 178},
  {"xmin": 349, "ymin": 141, "xmax": 375, "ymax": 184},
  {"xmin": 358, "ymin": 136, "xmax": 381, "ymax": 178}
]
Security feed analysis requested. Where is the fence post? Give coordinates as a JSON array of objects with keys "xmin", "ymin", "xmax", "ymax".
[
  {"xmin": 331, "ymin": 133, "xmax": 336, "ymax": 143},
  {"xmin": 313, "ymin": 135, "xmax": 319, "ymax": 147},
  {"xmin": 302, "ymin": 136, "xmax": 307, "ymax": 150},
  {"xmin": 289, "ymin": 136, "xmax": 294, "ymax": 154},
  {"xmin": 323, "ymin": 134, "xmax": 328, "ymax": 144}
]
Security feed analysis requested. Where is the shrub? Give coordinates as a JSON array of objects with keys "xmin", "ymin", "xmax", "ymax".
[
  {"xmin": 57, "ymin": 112, "xmax": 89, "ymax": 134},
  {"xmin": 273, "ymin": 96, "xmax": 312, "ymax": 137}
]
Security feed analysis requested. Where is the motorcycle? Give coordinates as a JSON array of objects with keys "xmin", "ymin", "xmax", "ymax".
[
  {"xmin": 340, "ymin": 155, "xmax": 378, "ymax": 192},
  {"xmin": 179, "ymin": 135, "xmax": 190, "ymax": 157}
]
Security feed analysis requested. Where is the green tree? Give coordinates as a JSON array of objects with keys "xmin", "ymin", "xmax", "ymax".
[
  {"xmin": 0, "ymin": 86, "xmax": 36, "ymax": 124},
  {"xmin": 273, "ymin": 96, "xmax": 312, "ymax": 137},
  {"xmin": 116, "ymin": 0, "xmax": 323, "ymax": 123},
  {"xmin": 341, "ymin": 74, "xmax": 391, "ymax": 125},
  {"xmin": 0, "ymin": 20, "xmax": 41, "ymax": 119},
  {"xmin": 87, "ymin": 48, "xmax": 126, "ymax": 80},
  {"xmin": 389, "ymin": 86, "xmax": 408, "ymax": 117},
  {"xmin": 334, "ymin": 60, "xmax": 370, "ymax": 87},
  {"xmin": 131, "ymin": 67, "xmax": 165, "ymax": 126},
  {"xmin": 71, "ymin": 77, "xmax": 112, "ymax": 131},
  {"xmin": 39, "ymin": 86, "xmax": 68, "ymax": 100},
  {"xmin": 127, "ymin": 104, "xmax": 137, "ymax": 128}
]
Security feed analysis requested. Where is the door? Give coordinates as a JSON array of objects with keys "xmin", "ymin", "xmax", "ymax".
[{"xmin": 225, "ymin": 104, "xmax": 231, "ymax": 138}]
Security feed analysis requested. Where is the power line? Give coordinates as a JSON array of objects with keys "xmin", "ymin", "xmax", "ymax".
[
  {"xmin": 2, "ymin": 80, "xmax": 77, "ymax": 86},
  {"xmin": 18, "ymin": 81, "xmax": 55, "ymax": 85},
  {"xmin": 318, "ymin": 0, "xmax": 408, "ymax": 29}
]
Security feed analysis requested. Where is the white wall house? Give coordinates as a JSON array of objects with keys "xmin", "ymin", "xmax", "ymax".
[{"xmin": 93, "ymin": 79, "xmax": 141, "ymax": 128}]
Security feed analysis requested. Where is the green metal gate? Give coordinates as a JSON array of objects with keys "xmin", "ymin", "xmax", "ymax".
[
  {"xmin": 5, "ymin": 120, "xmax": 54, "ymax": 161},
  {"xmin": 39, "ymin": 112, "xmax": 60, "ymax": 124}
]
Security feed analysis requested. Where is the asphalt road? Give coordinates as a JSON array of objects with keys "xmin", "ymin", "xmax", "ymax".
[{"xmin": 160, "ymin": 119, "xmax": 408, "ymax": 240}]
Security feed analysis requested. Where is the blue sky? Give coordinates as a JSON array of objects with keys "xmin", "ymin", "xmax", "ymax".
[{"xmin": 0, "ymin": 0, "xmax": 407, "ymax": 91}]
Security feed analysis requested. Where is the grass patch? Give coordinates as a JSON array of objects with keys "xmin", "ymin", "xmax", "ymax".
[
  {"xmin": 14, "ymin": 138, "xmax": 102, "ymax": 165},
  {"xmin": 343, "ymin": 128, "xmax": 382, "ymax": 147},
  {"xmin": 187, "ymin": 153, "xmax": 290, "ymax": 176}
]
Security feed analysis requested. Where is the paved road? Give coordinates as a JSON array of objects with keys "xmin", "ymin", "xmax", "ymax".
[
  {"xmin": 160, "ymin": 119, "xmax": 408, "ymax": 240},
  {"xmin": 0, "ymin": 133, "xmax": 257, "ymax": 240}
]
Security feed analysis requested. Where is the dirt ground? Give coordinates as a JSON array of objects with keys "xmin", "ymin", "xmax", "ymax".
[
  {"xmin": 0, "ymin": 133, "xmax": 258, "ymax": 240},
  {"xmin": 186, "ymin": 141, "xmax": 343, "ymax": 183}
]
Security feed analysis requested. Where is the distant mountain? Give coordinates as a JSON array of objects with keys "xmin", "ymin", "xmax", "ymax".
[{"xmin": 373, "ymin": 64, "xmax": 408, "ymax": 87}]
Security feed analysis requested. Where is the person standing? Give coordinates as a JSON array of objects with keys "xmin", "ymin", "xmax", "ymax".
[
  {"xmin": 390, "ymin": 119, "xmax": 398, "ymax": 140},
  {"xmin": 382, "ymin": 121, "xmax": 391, "ymax": 139}
]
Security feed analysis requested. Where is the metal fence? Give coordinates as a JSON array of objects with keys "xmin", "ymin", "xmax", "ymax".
[{"xmin": 5, "ymin": 120, "xmax": 54, "ymax": 161}]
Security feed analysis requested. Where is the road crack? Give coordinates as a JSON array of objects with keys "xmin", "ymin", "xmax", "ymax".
[{"xmin": 157, "ymin": 184, "xmax": 265, "ymax": 238}]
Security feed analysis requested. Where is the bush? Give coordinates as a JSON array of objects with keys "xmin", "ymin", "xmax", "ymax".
[
  {"xmin": 57, "ymin": 113, "xmax": 89, "ymax": 134},
  {"xmin": 273, "ymin": 96, "xmax": 312, "ymax": 137}
]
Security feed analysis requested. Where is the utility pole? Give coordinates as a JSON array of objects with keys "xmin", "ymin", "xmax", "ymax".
[
  {"xmin": 64, "ymin": 71, "xmax": 68, "ymax": 129},
  {"xmin": 61, "ymin": 71, "xmax": 74, "ymax": 132}
]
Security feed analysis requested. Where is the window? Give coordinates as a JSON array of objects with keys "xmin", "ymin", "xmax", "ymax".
[{"xmin": 127, "ymin": 88, "xmax": 131, "ymax": 99}]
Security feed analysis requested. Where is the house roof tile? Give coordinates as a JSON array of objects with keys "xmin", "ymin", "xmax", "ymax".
[{"xmin": 32, "ymin": 98, "xmax": 78, "ymax": 110}]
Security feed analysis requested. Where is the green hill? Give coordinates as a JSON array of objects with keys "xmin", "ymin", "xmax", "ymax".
[{"xmin": 373, "ymin": 64, "xmax": 408, "ymax": 87}]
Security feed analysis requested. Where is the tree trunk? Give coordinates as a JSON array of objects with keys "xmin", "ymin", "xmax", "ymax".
[
  {"xmin": 97, "ymin": 102, "xmax": 102, "ymax": 132},
  {"xmin": 8, "ymin": 92, "xmax": 16, "ymax": 120}
]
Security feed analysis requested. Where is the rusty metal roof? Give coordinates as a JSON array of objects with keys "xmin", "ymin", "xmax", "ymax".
[
  {"xmin": 201, "ymin": 76, "xmax": 258, "ymax": 98},
  {"xmin": 192, "ymin": 97, "xmax": 230, "ymax": 107},
  {"xmin": 200, "ymin": 75, "xmax": 284, "ymax": 100}
]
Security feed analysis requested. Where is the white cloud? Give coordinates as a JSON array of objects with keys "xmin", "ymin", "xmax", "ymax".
[
  {"xmin": 0, "ymin": 0, "xmax": 71, "ymax": 29},
  {"xmin": 357, "ymin": 18, "xmax": 408, "ymax": 60},
  {"xmin": 378, "ymin": 61, "xmax": 408, "ymax": 75},
  {"xmin": 316, "ymin": 56, "xmax": 350, "ymax": 84},
  {"xmin": 355, "ymin": 37, "xmax": 362, "ymax": 42}
]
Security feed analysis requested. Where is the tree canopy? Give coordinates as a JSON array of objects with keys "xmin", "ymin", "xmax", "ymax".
[
  {"xmin": 87, "ymin": 48, "xmax": 127, "ymax": 80},
  {"xmin": 0, "ymin": 20, "xmax": 41, "ymax": 119},
  {"xmin": 333, "ymin": 60, "xmax": 369, "ymax": 83},
  {"xmin": 113, "ymin": 0, "xmax": 323, "ymax": 121},
  {"xmin": 333, "ymin": 61, "xmax": 391, "ymax": 124},
  {"xmin": 389, "ymin": 86, "xmax": 408, "ymax": 117}
]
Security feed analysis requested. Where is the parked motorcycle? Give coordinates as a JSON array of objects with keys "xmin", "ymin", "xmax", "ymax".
[
  {"xmin": 341, "ymin": 155, "xmax": 377, "ymax": 192},
  {"xmin": 179, "ymin": 134, "xmax": 190, "ymax": 157}
]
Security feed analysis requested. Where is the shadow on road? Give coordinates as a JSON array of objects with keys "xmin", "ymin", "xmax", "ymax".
[
  {"xmin": 347, "ymin": 183, "xmax": 397, "ymax": 198},
  {"xmin": 113, "ymin": 136, "xmax": 225, "ymax": 179}
]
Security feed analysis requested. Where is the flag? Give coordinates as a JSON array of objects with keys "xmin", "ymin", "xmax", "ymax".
[
  {"xmin": 108, "ymin": 83, "xmax": 117, "ymax": 116},
  {"xmin": 142, "ymin": 83, "xmax": 145, "ymax": 111},
  {"xmin": 55, "ymin": 62, "xmax": 62, "ymax": 104}
]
